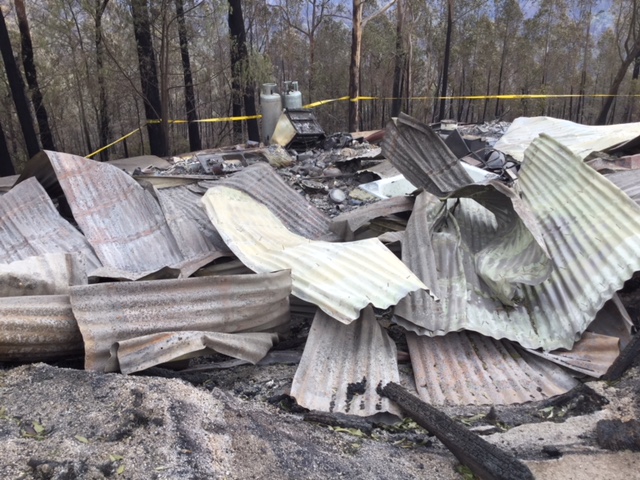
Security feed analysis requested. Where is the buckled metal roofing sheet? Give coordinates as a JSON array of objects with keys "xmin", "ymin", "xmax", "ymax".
[
  {"xmin": 517, "ymin": 134, "xmax": 640, "ymax": 348},
  {"xmin": 204, "ymin": 162, "xmax": 339, "ymax": 241},
  {"xmin": 155, "ymin": 185, "xmax": 232, "ymax": 264},
  {"xmin": 407, "ymin": 331, "xmax": 579, "ymax": 406},
  {"xmin": 70, "ymin": 270, "xmax": 291, "ymax": 372},
  {"xmin": 0, "ymin": 295, "xmax": 83, "ymax": 362},
  {"xmin": 291, "ymin": 306, "xmax": 401, "ymax": 417},
  {"xmin": 494, "ymin": 116, "xmax": 640, "ymax": 162},
  {"xmin": 381, "ymin": 113, "xmax": 473, "ymax": 196},
  {"xmin": 41, "ymin": 151, "xmax": 187, "ymax": 280},
  {"xmin": 0, "ymin": 253, "xmax": 87, "ymax": 297},
  {"xmin": 202, "ymin": 186, "xmax": 429, "ymax": 323},
  {"xmin": 0, "ymin": 177, "xmax": 101, "ymax": 270},
  {"xmin": 395, "ymin": 135, "xmax": 640, "ymax": 351}
]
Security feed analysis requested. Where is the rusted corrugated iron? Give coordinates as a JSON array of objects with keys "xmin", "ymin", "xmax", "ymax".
[
  {"xmin": 291, "ymin": 306, "xmax": 401, "ymax": 418},
  {"xmin": 526, "ymin": 332, "xmax": 620, "ymax": 378},
  {"xmin": 381, "ymin": 113, "xmax": 473, "ymax": 196},
  {"xmin": 0, "ymin": 253, "xmax": 86, "ymax": 297},
  {"xmin": 70, "ymin": 270, "xmax": 291, "ymax": 372},
  {"xmin": 202, "ymin": 186, "xmax": 430, "ymax": 324},
  {"xmin": 214, "ymin": 162, "xmax": 340, "ymax": 241},
  {"xmin": 0, "ymin": 177, "xmax": 101, "ymax": 271},
  {"xmin": 0, "ymin": 295, "xmax": 83, "ymax": 362},
  {"xmin": 108, "ymin": 331, "xmax": 278, "ymax": 375},
  {"xmin": 36, "ymin": 151, "xmax": 187, "ymax": 280},
  {"xmin": 407, "ymin": 331, "xmax": 578, "ymax": 406},
  {"xmin": 155, "ymin": 185, "xmax": 232, "ymax": 265}
]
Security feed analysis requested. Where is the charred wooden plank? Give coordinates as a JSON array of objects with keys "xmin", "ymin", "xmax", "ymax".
[
  {"xmin": 304, "ymin": 411, "xmax": 374, "ymax": 435},
  {"xmin": 379, "ymin": 382, "xmax": 534, "ymax": 480}
]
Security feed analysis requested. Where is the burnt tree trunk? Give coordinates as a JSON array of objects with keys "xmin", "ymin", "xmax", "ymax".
[
  {"xmin": 348, "ymin": 0, "xmax": 364, "ymax": 132},
  {"xmin": 228, "ymin": 0, "xmax": 259, "ymax": 143},
  {"xmin": 14, "ymin": 0, "xmax": 55, "ymax": 151},
  {"xmin": 131, "ymin": 0, "xmax": 168, "ymax": 156},
  {"xmin": 176, "ymin": 0, "xmax": 201, "ymax": 151},
  {"xmin": 0, "ymin": 10, "xmax": 40, "ymax": 158},
  {"xmin": 596, "ymin": 44, "xmax": 640, "ymax": 125},
  {"xmin": 95, "ymin": 0, "xmax": 110, "ymax": 161},
  {"xmin": 391, "ymin": 0, "xmax": 404, "ymax": 117},
  {"xmin": 0, "ymin": 120, "xmax": 16, "ymax": 176},
  {"xmin": 438, "ymin": 0, "xmax": 453, "ymax": 121}
]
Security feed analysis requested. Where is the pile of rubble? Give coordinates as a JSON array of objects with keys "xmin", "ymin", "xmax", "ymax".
[{"xmin": 2, "ymin": 113, "xmax": 640, "ymax": 477}]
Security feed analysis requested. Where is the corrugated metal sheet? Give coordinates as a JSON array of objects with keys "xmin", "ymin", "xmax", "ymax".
[
  {"xmin": 70, "ymin": 270, "xmax": 291, "ymax": 372},
  {"xmin": 108, "ymin": 331, "xmax": 278, "ymax": 375},
  {"xmin": 446, "ymin": 182, "xmax": 550, "ymax": 305},
  {"xmin": 291, "ymin": 306, "xmax": 401, "ymax": 417},
  {"xmin": 381, "ymin": 113, "xmax": 473, "ymax": 196},
  {"xmin": 494, "ymin": 116, "xmax": 640, "ymax": 162},
  {"xmin": 0, "ymin": 177, "xmax": 101, "ymax": 270},
  {"xmin": 330, "ymin": 195, "xmax": 415, "ymax": 240},
  {"xmin": 0, "ymin": 253, "xmax": 87, "ymax": 297},
  {"xmin": 407, "ymin": 331, "xmax": 579, "ymax": 406},
  {"xmin": 516, "ymin": 134, "xmax": 640, "ymax": 348},
  {"xmin": 526, "ymin": 332, "xmax": 620, "ymax": 378},
  {"xmin": 202, "ymin": 186, "xmax": 429, "ymax": 324},
  {"xmin": 0, "ymin": 295, "xmax": 83, "ymax": 362},
  {"xmin": 395, "ymin": 135, "xmax": 640, "ymax": 351},
  {"xmin": 202, "ymin": 162, "xmax": 339, "ymax": 241},
  {"xmin": 606, "ymin": 169, "xmax": 640, "ymax": 206},
  {"xmin": 42, "ymin": 151, "xmax": 186, "ymax": 280},
  {"xmin": 155, "ymin": 185, "xmax": 232, "ymax": 265}
]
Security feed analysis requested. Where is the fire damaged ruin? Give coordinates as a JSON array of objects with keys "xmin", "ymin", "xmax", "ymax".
[{"xmin": 1, "ymin": 114, "xmax": 640, "ymax": 479}]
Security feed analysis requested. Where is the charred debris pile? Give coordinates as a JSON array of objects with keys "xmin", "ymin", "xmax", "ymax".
[{"xmin": 2, "ymin": 114, "xmax": 640, "ymax": 472}]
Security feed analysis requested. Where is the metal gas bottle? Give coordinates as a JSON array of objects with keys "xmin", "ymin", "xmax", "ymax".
[
  {"xmin": 260, "ymin": 83, "xmax": 282, "ymax": 144},
  {"xmin": 283, "ymin": 81, "xmax": 303, "ymax": 109}
]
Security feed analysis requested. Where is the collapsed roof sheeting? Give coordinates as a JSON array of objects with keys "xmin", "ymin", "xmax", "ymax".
[
  {"xmin": 494, "ymin": 116, "xmax": 640, "ymax": 162},
  {"xmin": 445, "ymin": 182, "xmax": 551, "ymax": 305},
  {"xmin": 395, "ymin": 135, "xmax": 640, "ymax": 351},
  {"xmin": 516, "ymin": 134, "xmax": 640, "ymax": 348},
  {"xmin": 0, "ymin": 295, "xmax": 83, "ymax": 362},
  {"xmin": 407, "ymin": 331, "xmax": 579, "ymax": 406},
  {"xmin": 526, "ymin": 332, "xmax": 620, "ymax": 378},
  {"xmin": 204, "ymin": 162, "xmax": 339, "ymax": 241},
  {"xmin": 606, "ymin": 169, "xmax": 640, "ymax": 206},
  {"xmin": 0, "ymin": 253, "xmax": 87, "ymax": 297},
  {"xmin": 381, "ymin": 113, "xmax": 474, "ymax": 196},
  {"xmin": 291, "ymin": 306, "xmax": 401, "ymax": 418},
  {"xmin": 0, "ymin": 177, "xmax": 101, "ymax": 271},
  {"xmin": 39, "ymin": 151, "xmax": 187, "ymax": 280},
  {"xmin": 155, "ymin": 185, "xmax": 232, "ymax": 264},
  {"xmin": 202, "ymin": 186, "xmax": 429, "ymax": 324},
  {"xmin": 110, "ymin": 331, "xmax": 278, "ymax": 375},
  {"xmin": 71, "ymin": 270, "xmax": 291, "ymax": 372}
]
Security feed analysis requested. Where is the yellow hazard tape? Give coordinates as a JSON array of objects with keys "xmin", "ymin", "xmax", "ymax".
[
  {"xmin": 87, "ymin": 92, "xmax": 638, "ymax": 158},
  {"xmin": 87, "ymin": 127, "xmax": 142, "ymax": 159},
  {"xmin": 303, "ymin": 96, "xmax": 350, "ymax": 108}
]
